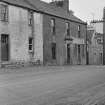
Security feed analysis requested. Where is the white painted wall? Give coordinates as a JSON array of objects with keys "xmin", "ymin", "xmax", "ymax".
[
  {"xmin": 0, "ymin": 3, "xmax": 43, "ymax": 63},
  {"xmin": 9, "ymin": 6, "xmax": 30, "ymax": 62},
  {"xmin": 33, "ymin": 13, "xmax": 43, "ymax": 63}
]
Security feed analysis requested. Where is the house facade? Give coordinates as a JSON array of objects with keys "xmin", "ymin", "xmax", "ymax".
[
  {"xmin": 87, "ymin": 20, "xmax": 103, "ymax": 65},
  {"xmin": 0, "ymin": 0, "xmax": 87, "ymax": 66},
  {"xmin": 0, "ymin": 0, "xmax": 43, "ymax": 65}
]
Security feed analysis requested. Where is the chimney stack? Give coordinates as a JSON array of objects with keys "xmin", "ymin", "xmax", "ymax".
[{"xmin": 50, "ymin": 0, "xmax": 69, "ymax": 12}]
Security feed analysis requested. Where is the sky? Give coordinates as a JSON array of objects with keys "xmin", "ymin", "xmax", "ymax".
[{"xmin": 42, "ymin": 0, "xmax": 105, "ymax": 23}]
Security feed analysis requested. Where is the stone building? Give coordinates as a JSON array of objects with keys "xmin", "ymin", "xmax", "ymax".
[
  {"xmin": 0, "ymin": 0, "xmax": 87, "ymax": 66},
  {"xmin": 87, "ymin": 20, "xmax": 103, "ymax": 65}
]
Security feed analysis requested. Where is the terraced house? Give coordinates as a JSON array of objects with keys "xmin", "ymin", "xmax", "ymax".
[{"xmin": 0, "ymin": 0, "xmax": 87, "ymax": 66}]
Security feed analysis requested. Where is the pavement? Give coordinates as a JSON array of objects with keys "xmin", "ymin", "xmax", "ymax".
[
  {"xmin": 0, "ymin": 65, "xmax": 104, "ymax": 74},
  {"xmin": 0, "ymin": 65, "xmax": 105, "ymax": 105}
]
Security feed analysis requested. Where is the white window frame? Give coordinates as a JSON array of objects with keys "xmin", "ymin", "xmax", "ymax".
[
  {"xmin": 29, "ymin": 37, "xmax": 33, "ymax": 52},
  {"xmin": 28, "ymin": 11, "xmax": 33, "ymax": 26}
]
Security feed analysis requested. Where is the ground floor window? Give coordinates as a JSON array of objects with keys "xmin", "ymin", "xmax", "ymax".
[
  {"xmin": 52, "ymin": 43, "xmax": 56, "ymax": 60},
  {"xmin": 29, "ymin": 37, "xmax": 33, "ymax": 52}
]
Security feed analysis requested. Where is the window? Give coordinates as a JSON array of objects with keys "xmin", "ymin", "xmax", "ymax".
[
  {"xmin": 29, "ymin": 37, "xmax": 33, "ymax": 52},
  {"xmin": 66, "ymin": 22, "xmax": 70, "ymax": 36},
  {"xmin": 51, "ymin": 19, "xmax": 55, "ymax": 34},
  {"xmin": 28, "ymin": 11, "xmax": 33, "ymax": 26},
  {"xmin": 78, "ymin": 25, "xmax": 81, "ymax": 38},
  {"xmin": 0, "ymin": 4, "xmax": 8, "ymax": 22},
  {"xmin": 52, "ymin": 43, "xmax": 56, "ymax": 59}
]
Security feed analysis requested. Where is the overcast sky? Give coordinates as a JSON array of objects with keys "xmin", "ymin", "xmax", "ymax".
[{"xmin": 42, "ymin": 0, "xmax": 105, "ymax": 22}]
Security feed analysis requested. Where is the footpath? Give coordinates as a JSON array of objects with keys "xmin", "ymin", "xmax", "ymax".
[{"xmin": 0, "ymin": 65, "xmax": 105, "ymax": 75}]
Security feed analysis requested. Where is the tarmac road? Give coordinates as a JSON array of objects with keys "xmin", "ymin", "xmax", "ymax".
[{"xmin": 0, "ymin": 66, "xmax": 105, "ymax": 105}]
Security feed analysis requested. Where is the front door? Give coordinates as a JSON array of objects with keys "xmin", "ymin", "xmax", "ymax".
[
  {"xmin": 1, "ymin": 34, "xmax": 9, "ymax": 61},
  {"xmin": 67, "ymin": 44, "xmax": 70, "ymax": 64},
  {"xmin": 78, "ymin": 45, "xmax": 81, "ymax": 64}
]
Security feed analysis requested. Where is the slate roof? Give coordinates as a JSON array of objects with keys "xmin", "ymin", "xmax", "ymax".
[
  {"xmin": 1, "ymin": 0, "xmax": 36, "ymax": 10},
  {"xmin": 1, "ymin": 0, "xmax": 86, "ymax": 24}
]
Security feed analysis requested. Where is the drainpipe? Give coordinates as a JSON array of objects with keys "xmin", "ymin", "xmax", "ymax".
[{"xmin": 103, "ymin": 7, "xmax": 105, "ymax": 65}]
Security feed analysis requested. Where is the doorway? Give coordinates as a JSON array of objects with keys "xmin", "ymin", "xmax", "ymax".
[
  {"xmin": 67, "ymin": 44, "xmax": 70, "ymax": 64},
  {"xmin": 78, "ymin": 45, "xmax": 81, "ymax": 64},
  {"xmin": 1, "ymin": 34, "xmax": 9, "ymax": 61}
]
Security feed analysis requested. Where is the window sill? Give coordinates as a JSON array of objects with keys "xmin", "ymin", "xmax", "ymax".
[{"xmin": 29, "ymin": 50, "xmax": 34, "ymax": 53}]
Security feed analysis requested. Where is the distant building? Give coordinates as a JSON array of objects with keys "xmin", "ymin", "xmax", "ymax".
[
  {"xmin": 87, "ymin": 20, "xmax": 103, "ymax": 65},
  {"xmin": 0, "ymin": 0, "xmax": 87, "ymax": 66}
]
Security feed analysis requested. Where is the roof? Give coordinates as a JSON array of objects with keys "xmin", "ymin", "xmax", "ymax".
[
  {"xmin": 91, "ymin": 20, "xmax": 103, "ymax": 23},
  {"xmin": 1, "ymin": 0, "xmax": 35, "ymax": 9},
  {"xmin": 1, "ymin": 0, "xmax": 86, "ymax": 24}
]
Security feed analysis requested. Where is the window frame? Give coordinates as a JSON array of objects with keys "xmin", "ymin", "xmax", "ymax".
[
  {"xmin": 51, "ymin": 18, "xmax": 56, "ymax": 35},
  {"xmin": 28, "ymin": 11, "xmax": 33, "ymax": 26},
  {"xmin": 0, "ymin": 4, "xmax": 8, "ymax": 22},
  {"xmin": 66, "ymin": 22, "xmax": 70, "ymax": 36},
  {"xmin": 29, "ymin": 37, "xmax": 33, "ymax": 52},
  {"xmin": 78, "ymin": 25, "xmax": 81, "ymax": 38}
]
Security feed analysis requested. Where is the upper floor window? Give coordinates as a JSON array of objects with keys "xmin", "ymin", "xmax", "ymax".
[
  {"xmin": 66, "ymin": 22, "xmax": 70, "ymax": 36},
  {"xmin": 28, "ymin": 11, "xmax": 33, "ymax": 26},
  {"xmin": 51, "ymin": 19, "xmax": 55, "ymax": 34},
  {"xmin": 0, "ymin": 4, "xmax": 8, "ymax": 22},
  {"xmin": 78, "ymin": 25, "xmax": 81, "ymax": 38}
]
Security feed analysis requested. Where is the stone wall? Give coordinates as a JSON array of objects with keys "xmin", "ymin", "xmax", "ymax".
[{"xmin": 43, "ymin": 14, "xmax": 86, "ymax": 65}]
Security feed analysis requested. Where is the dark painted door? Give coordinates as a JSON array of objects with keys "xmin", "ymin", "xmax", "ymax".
[
  {"xmin": 78, "ymin": 45, "xmax": 81, "ymax": 64},
  {"xmin": 67, "ymin": 44, "xmax": 70, "ymax": 64},
  {"xmin": 1, "ymin": 34, "xmax": 9, "ymax": 61}
]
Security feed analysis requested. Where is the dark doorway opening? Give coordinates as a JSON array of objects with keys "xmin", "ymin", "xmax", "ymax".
[
  {"xmin": 67, "ymin": 44, "xmax": 70, "ymax": 64},
  {"xmin": 78, "ymin": 45, "xmax": 81, "ymax": 64},
  {"xmin": 1, "ymin": 34, "xmax": 9, "ymax": 61}
]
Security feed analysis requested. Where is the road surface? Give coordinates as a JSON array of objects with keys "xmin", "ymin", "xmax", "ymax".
[{"xmin": 0, "ymin": 66, "xmax": 105, "ymax": 105}]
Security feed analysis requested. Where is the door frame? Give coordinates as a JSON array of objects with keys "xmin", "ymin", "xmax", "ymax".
[
  {"xmin": 78, "ymin": 45, "xmax": 81, "ymax": 65},
  {"xmin": 1, "ymin": 34, "xmax": 10, "ymax": 62},
  {"xmin": 67, "ymin": 44, "xmax": 70, "ymax": 64}
]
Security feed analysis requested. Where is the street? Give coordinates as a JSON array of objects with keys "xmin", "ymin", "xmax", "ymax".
[{"xmin": 0, "ymin": 66, "xmax": 105, "ymax": 105}]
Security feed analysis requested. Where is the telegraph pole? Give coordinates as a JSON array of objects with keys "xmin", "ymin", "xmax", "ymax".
[{"xmin": 103, "ymin": 7, "xmax": 105, "ymax": 65}]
